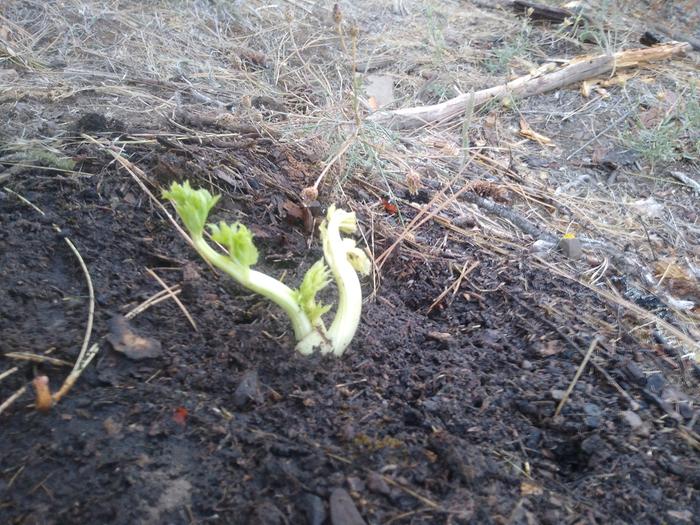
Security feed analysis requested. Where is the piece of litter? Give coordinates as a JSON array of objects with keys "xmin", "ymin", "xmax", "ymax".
[{"xmin": 558, "ymin": 236, "xmax": 582, "ymax": 259}]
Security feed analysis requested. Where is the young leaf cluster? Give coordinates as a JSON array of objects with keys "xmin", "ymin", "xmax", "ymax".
[{"xmin": 163, "ymin": 181, "xmax": 370, "ymax": 356}]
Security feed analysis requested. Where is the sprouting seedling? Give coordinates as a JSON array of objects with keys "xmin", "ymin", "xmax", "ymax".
[
  {"xmin": 320, "ymin": 205, "xmax": 371, "ymax": 356},
  {"xmin": 163, "ymin": 181, "xmax": 370, "ymax": 356}
]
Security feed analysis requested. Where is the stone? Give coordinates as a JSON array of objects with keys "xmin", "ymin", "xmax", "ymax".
[
  {"xmin": 329, "ymin": 488, "xmax": 366, "ymax": 525},
  {"xmin": 366, "ymin": 472, "xmax": 391, "ymax": 496},
  {"xmin": 646, "ymin": 373, "xmax": 666, "ymax": 393},
  {"xmin": 232, "ymin": 370, "xmax": 264, "ymax": 409},
  {"xmin": 300, "ymin": 493, "xmax": 326, "ymax": 525},
  {"xmin": 550, "ymin": 389, "xmax": 566, "ymax": 401},
  {"xmin": 621, "ymin": 410, "xmax": 643, "ymax": 429}
]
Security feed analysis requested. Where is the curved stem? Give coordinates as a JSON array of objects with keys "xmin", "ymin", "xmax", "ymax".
[
  {"xmin": 192, "ymin": 236, "xmax": 314, "ymax": 342},
  {"xmin": 323, "ymin": 215, "xmax": 363, "ymax": 356}
]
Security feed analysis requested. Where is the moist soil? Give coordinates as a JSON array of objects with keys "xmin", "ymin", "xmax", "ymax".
[{"xmin": 1, "ymin": 131, "xmax": 698, "ymax": 525}]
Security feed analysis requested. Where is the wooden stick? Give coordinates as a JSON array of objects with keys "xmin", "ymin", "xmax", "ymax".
[
  {"xmin": 369, "ymin": 42, "xmax": 691, "ymax": 129},
  {"xmin": 555, "ymin": 337, "xmax": 599, "ymax": 416}
]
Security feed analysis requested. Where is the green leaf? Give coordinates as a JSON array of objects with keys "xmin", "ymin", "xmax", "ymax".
[
  {"xmin": 293, "ymin": 259, "xmax": 331, "ymax": 323},
  {"xmin": 163, "ymin": 181, "xmax": 220, "ymax": 236},
  {"xmin": 209, "ymin": 221, "xmax": 259, "ymax": 268}
]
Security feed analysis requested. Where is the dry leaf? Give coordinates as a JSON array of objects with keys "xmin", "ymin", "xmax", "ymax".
[
  {"xmin": 521, "ymin": 480, "xmax": 544, "ymax": 496},
  {"xmin": 519, "ymin": 117, "xmax": 553, "ymax": 145},
  {"xmin": 107, "ymin": 315, "xmax": 162, "ymax": 360},
  {"xmin": 406, "ymin": 169, "xmax": 422, "ymax": 195},
  {"xmin": 367, "ymin": 96, "xmax": 379, "ymax": 112}
]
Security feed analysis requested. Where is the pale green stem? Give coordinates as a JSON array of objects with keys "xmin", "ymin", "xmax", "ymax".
[
  {"xmin": 192, "ymin": 235, "xmax": 314, "ymax": 342},
  {"xmin": 323, "ymin": 215, "xmax": 363, "ymax": 356}
]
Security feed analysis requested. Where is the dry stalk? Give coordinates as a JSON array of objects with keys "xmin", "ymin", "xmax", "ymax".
[
  {"xmin": 3, "ymin": 353, "xmax": 72, "ymax": 367},
  {"xmin": 555, "ymin": 337, "xmax": 600, "ymax": 416},
  {"xmin": 125, "ymin": 287, "xmax": 183, "ymax": 319},
  {"xmin": 146, "ymin": 268, "xmax": 198, "ymax": 331},
  {"xmin": 427, "ymin": 260, "xmax": 480, "ymax": 313}
]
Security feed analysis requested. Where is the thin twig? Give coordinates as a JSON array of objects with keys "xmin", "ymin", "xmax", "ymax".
[
  {"xmin": 312, "ymin": 132, "xmax": 358, "ymax": 193},
  {"xmin": 0, "ymin": 385, "xmax": 28, "ymax": 417},
  {"xmin": 51, "ymin": 236, "xmax": 96, "ymax": 405},
  {"xmin": 145, "ymin": 268, "xmax": 197, "ymax": 331},
  {"xmin": 427, "ymin": 260, "xmax": 479, "ymax": 313},
  {"xmin": 538, "ymin": 257, "xmax": 700, "ymax": 363},
  {"xmin": 3, "ymin": 188, "xmax": 98, "ymax": 407},
  {"xmin": 0, "ymin": 366, "xmax": 20, "ymax": 382},
  {"xmin": 4, "ymin": 353, "xmax": 72, "ymax": 367},
  {"xmin": 555, "ymin": 337, "xmax": 600, "ymax": 416},
  {"xmin": 125, "ymin": 286, "xmax": 183, "ymax": 319}
]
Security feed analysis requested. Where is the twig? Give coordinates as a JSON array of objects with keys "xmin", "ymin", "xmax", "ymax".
[
  {"xmin": 461, "ymin": 191, "xmax": 556, "ymax": 242},
  {"xmin": 0, "ymin": 366, "xmax": 19, "ymax": 382},
  {"xmin": 125, "ymin": 286, "xmax": 183, "ymax": 319},
  {"xmin": 381, "ymin": 476, "xmax": 440, "ymax": 510},
  {"xmin": 555, "ymin": 336, "xmax": 600, "ymax": 416},
  {"xmin": 512, "ymin": 295, "xmax": 640, "ymax": 409},
  {"xmin": 51, "ymin": 236, "xmax": 96, "ymax": 405},
  {"xmin": 310, "ymin": 133, "xmax": 358, "ymax": 195},
  {"xmin": 0, "ymin": 385, "xmax": 27, "ymax": 417},
  {"xmin": 370, "ymin": 42, "xmax": 691, "ymax": 128},
  {"xmin": 51, "ymin": 343, "xmax": 101, "ymax": 405},
  {"xmin": 3, "ymin": 188, "xmax": 98, "ymax": 408},
  {"xmin": 145, "ymin": 268, "xmax": 197, "ymax": 331},
  {"xmin": 538, "ymin": 257, "xmax": 700, "ymax": 362},
  {"xmin": 669, "ymin": 171, "xmax": 700, "ymax": 195},
  {"xmin": 427, "ymin": 260, "xmax": 479, "ymax": 313},
  {"xmin": 4, "ymin": 353, "xmax": 72, "ymax": 367}
]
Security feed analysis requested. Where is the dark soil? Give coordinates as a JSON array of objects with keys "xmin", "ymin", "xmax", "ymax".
[{"xmin": 1, "ymin": 128, "xmax": 698, "ymax": 525}]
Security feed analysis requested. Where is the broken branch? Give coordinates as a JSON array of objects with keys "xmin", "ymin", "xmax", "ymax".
[{"xmin": 369, "ymin": 42, "xmax": 691, "ymax": 129}]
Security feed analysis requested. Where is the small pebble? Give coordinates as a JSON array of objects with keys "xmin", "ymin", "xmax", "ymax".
[
  {"xmin": 232, "ymin": 370, "xmax": 263, "ymax": 409},
  {"xmin": 623, "ymin": 362, "xmax": 645, "ymax": 384},
  {"xmin": 550, "ymin": 389, "xmax": 566, "ymax": 401},
  {"xmin": 646, "ymin": 373, "xmax": 666, "ymax": 394},
  {"xmin": 620, "ymin": 410, "xmax": 643, "ymax": 429},
  {"xmin": 300, "ymin": 493, "xmax": 326, "ymax": 525},
  {"xmin": 346, "ymin": 477, "xmax": 365, "ymax": 493},
  {"xmin": 583, "ymin": 403, "xmax": 602, "ymax": 416},
  {"xmin": 329, "ymin": 488, "xmax": 366, "ymax": 525},
  {"xmin": 366, "ymin": 472, "xmax": 391, "ymax": 496}
]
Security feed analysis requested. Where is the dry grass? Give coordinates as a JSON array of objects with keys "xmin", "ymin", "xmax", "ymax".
[{"xmin": 1, "ymin": 0, "xmax": 699, "ymax": 373}]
